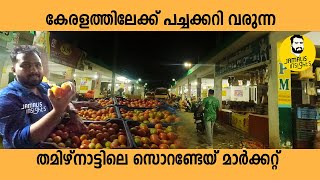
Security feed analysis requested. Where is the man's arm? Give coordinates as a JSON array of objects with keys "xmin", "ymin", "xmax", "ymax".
[
  {"xmin": 29, "ymin": 83, "xmax": 76, "ymax": 145},
  {"xmin": 0, "ymin": 101, "xmax": 29, "ymax": 148},
  {"xmin": 0, "ymin": 100, "xmax": 63, "ymax": 148},
  {"xmin": 0, "ymin": 83, "xmax": 76, "ymax": 148},
  {"xmin": 28, "ymin": 109, "xmax": 64, "ymax": 145}
]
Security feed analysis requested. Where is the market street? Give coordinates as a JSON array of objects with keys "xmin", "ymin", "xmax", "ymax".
[{"xmin": 177, "ymin": 111, "xmax": 257, "ymax": 149}]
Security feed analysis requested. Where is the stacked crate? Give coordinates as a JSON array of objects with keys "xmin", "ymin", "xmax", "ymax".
[{"xmin": 294, "ymin": 106, "xmax": 318, "ymax": 149}]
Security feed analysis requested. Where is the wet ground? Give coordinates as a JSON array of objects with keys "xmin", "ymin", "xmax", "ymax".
[{"xmin": 177, "ymin": 111, "xmax": 251, "ymax": 149}]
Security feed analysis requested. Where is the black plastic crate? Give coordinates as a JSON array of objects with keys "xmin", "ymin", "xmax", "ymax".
[
  {"xmin": 126, "ymin": 120, "xmax": 177, "ymax": 149},
  {"xmin": 115, "ymin": 98, "xmax": 160, "ymax": 109},
  {"xmin": 294, "ymin": 140, "xmax": 314, "ymax": 149},
  {"xmin": 79, "ymin": 105, "xmax": 121, "ymax": 121},
  {"xmin": 117, "ymin": 105, "xmax": 152, "ymax": 112},
  {"xmin": 296, "ymin": 119, "xmax": 317, "ymax": 131},
  {"xmin": 40, "ymin": 119, "xmax": 133, "ymax": 149},
  {"xmin": 95, "ymin": 98, "xmax": 116, "ymax": 106},
  {"xmin": 118, "ymin": 104, "xmax": 177, "ymax": 116},
  {"xmin": 118, "ymin": 105, "xmax": 181, "ymax": 126},
  {"xmin": 295, "ymin": 130, "xmax": 316, "ymax": 141}
]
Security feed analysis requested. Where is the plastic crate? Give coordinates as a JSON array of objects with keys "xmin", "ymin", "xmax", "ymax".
[
  {"xmin": 79, "ymin": 105, "xmax": 121, "ymax": 122},
  {"xmin": 294, "ymin": 140, "xmax": 314, "ymax": 149},
  {"xmin": 115, "ymin": 98, "xmax": 157, "ymax": 109},
  {"xmin": 40, "ymin": 119, "xmax": 133, "ymax": 149},
  {"xmin": 295, "ymin": 130, "xmax": 316, "ymax": 141},
  {"xmin": 125, "ymin": 121, "xmax": 175, "ymax": 149},
  {"xmin": 117, "ymin": 105, "xmax": 149, "ymax": 121},
  {"xmin": 296, "ymin": 119, "xmax": 317, "ymax": 131},
  {"xmin": 117, "ymin": 105, "xmax": 152, "ymax": 112},
  {"xmin": 112, "ymin": 97, "xmax": 118, "ymax": 105},
  {"xmin": 95, "ymin": 98, "xmax": 116, "ymax": 106},
  {"xmin": 118, "ymin": 105, "xmax": 179, "ymax": 124},
  {"xmin": 297, "ymin": 106, "xmax": 318, "ymax": 120},
  {"xmin": 156, "ymin": 104, "xmax": 177, "ymax": 114}
]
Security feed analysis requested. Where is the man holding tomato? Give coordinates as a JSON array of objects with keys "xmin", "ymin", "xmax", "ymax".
[{"xmin": 0, "ymin": 45, "xmax": 84, "ymax": 148}]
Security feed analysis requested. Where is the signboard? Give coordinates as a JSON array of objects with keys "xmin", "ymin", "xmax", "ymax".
[
  {"xmin": 80, "ymin": 86, "xmax": 88, "ymax": 91},
  {"xmin": 278, "ymin": 42, "xmax": 292, "ymax": 107},
  {"xmin": 64, "ymin": 67, "xmax": 74, "ymax": 80},
  {"xmin": 216, "ymin": 35, "xmax": 270, "ymax": 76},
  {"xmin": 234, "ymin": 90, "xmax": 243, "ymax": 97},
  {"xmin": 277, "ymin": 40, "xmax": 293, "ymax": 148},
  {"xmin": 80, "ymin": 77, "xmax": 91, "ymax": 86},
  {"xmin": 49, "ymin": 33, "xmax": 85, "ymax": 70},
  {"xmin": 222, "ymin": 90, "xmax": 227, "ymax": 97}
]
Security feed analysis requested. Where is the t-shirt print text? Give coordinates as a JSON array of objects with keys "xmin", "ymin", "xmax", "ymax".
[{"xmin": 21, "ymin": 102, "xmax": 47, "ymax": 114}]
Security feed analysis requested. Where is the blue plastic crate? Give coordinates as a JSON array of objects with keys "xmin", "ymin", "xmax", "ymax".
[
  {"xmin": 297, "ymin": 107, "xmax": 318, "ymax": 120},
  {"xmin": 156, "ymin": 104, "xmax": 177, "ymax": 114}
]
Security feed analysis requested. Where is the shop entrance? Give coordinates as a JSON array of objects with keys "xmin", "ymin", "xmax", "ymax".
[{"xmin": 219, "ymin": 64, "xmax": 269, "ymax": 148}]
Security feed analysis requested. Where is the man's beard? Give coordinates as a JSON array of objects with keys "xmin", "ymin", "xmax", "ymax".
[
  {"xmin": 18, "ymin": 74, "xmax": 43, "ymax": 87},
  {"xmin": 292, "ymin": 47, "xmax": 303, "ymax": 54}
]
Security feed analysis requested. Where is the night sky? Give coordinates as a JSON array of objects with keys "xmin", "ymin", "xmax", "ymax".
[{"xmin": 51, "ymin": 31, "xmax": 245, "ymax": 89}]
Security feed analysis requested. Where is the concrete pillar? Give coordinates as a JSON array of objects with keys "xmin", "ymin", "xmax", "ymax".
[
  {"xmin": 187, "ymin": 79, "xmax": 191, "ymax": 99},
  {"xmin": 197, "ymin": 78, "xmax": 202, "ymax": 100},
  {"xmin": 301, "ymin": 80, "xmax": 310, "ymax": 104},
  {"xmin": 94, "ymin": 74, "xmax": 101, "ymax": 99},
  {"xmin": 111, "ymin": 71, "xmax": 115, "ymax": 96},
  {"xmin": 214, "ymin": 77, "xmax": 223, "ymax": 106},
  {"xmin": 267, "ymin": 49, "xmax": 280, "ymax": 148},
  {"xmin": 182, "ymin": 85, "xmax": 185, "ymax": 99},
  {"xmin": 64, "ymin": 67, "xmax": 75, "ymax": 81},
  {"xmin": 268, "ymin": 31, "xmax": 305, "ymax": 148}
]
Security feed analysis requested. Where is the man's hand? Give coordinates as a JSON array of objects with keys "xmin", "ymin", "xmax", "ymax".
[
  {"xmin": 48, "ymin": 82, "xmax": 76, "ymax": 114},
  {"xmin": 29, "ymin": 82, "xmax": 76, "ymax": 145}
]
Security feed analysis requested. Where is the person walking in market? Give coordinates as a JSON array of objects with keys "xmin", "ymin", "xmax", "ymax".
[
  {"xmin": 0, "ymin": 45, "xmax": 85, "ymax": 148},
  {"xmin": 202, "ymin": 89, "xmax": 220, "ymax": 148}
]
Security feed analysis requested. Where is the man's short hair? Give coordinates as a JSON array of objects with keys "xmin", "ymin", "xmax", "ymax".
[
  {"xmin": 290, "ymin": 35, "xmax": 304, "ymax": 44},
  {"xmin": 10, "ymin": 45, "xmax": 41, "ymax": 64},
  {"xmin": 208, "ymin": 89, "xmax": 214, "ymax": 95}
]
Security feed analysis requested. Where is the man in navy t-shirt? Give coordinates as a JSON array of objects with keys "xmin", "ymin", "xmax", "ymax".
[{"xmin": 0, "ymin": 45, "xmax": 80, "ymax": 148}]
